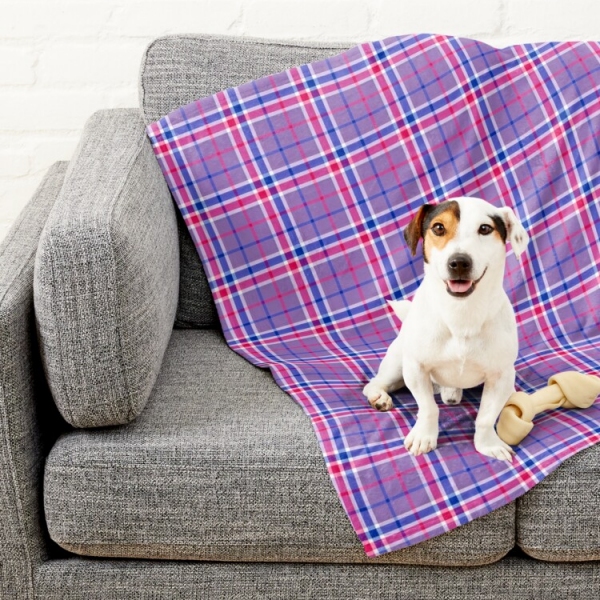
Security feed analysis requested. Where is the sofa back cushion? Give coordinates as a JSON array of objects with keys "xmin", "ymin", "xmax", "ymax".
[
  {"xmin": 139, "ymin": 35, "xmax": 347, "ymax": 328},
  {"xmin": 34, "ymin": 110, "xmax": 179, "ymax": 428}
]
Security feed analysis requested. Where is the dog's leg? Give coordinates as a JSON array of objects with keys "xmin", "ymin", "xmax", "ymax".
[
  {"xmin": 440, "ymin": 386, "xmax": 462, "ymax": 405},
  {"xmin": 403, "ymin": 361, "xmax": 439, "ymax": 456},
  {"xmin": 474, "ymin": 371, "xmax": 516, "ymax": 462},
  {"xmin": 363, "ymin": 336, "xmax": 404, "ymax": 411}
]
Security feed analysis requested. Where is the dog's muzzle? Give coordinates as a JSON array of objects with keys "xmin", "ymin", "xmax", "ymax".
[{"xmin": 446, "ymin": 253, "xmax": 486, "ymax": 297}]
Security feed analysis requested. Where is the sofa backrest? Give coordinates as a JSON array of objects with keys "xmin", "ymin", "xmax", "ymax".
[{"xmin": 139, "ymin": 35, "xmax": 348, "ymax": 328}]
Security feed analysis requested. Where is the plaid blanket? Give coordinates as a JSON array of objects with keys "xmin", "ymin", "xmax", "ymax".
[{"xmin": 148, "ymin": 35, "xmax": 600, "ymax": 556}]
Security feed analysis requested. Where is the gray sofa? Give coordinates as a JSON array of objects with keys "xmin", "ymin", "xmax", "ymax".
[{"xmin": 1, "ymin": 35, "xmax": 599, "ymax": 599}]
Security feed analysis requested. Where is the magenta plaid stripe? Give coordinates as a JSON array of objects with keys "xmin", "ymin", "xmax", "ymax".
[{"xmin": 148, "ymin": 35, "xmax": 600, "ymax": 556}]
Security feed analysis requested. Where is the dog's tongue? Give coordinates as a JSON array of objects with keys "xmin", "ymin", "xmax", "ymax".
[{"xmin": 448, "ymin": 280, "xmax": 473, "ymax": 294}]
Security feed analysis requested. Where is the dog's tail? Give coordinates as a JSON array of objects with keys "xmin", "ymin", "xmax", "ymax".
[{"xmin": 387, "ymin": 300, "xmax": 411, "ymax": 322}]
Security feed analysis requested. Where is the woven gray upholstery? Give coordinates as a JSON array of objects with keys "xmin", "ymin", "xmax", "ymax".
[
  {"xmin": 517, "ymin": 445, "xmax": 600, "ymax": 561},
  {"xmin": 0, "ymin": 163, "xmax": 68, "ymax": 599},
  {"xmin": 35, "ymin": 556, "xmax": 600, "ymax": 600},
  {"xmin": 44, "ymin": 329, "xmax": 515, "ymax": 567},
  {"xmin": 140, "ymin": 35, "xmax": 348, "ymax": 329},
  {"xmin": 173, "ymin": 210, "xmax": 219, "ymax": 329},
  {"xmin": 139, "ymin": 34, "xmax": 349, "ymax": 125},
  {"xmin": 34, "ymin": 109, "xmax": 179, "ymax": 428}
]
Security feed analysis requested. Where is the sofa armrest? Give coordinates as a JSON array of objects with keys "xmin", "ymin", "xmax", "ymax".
[
  {"xmin": 34, "ymin": 109, "xmax": 179, "ymax": 428},
  {"xmin": 0, "ymin": 163, "xmax": 68, "ymax": 598}
]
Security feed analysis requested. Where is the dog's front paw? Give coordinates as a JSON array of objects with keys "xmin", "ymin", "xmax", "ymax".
[
  {"xmin": 474, "ymin": 429, "xmax": 515, "ymax": 462},
  {"xmin": 369, "ymin": 391, "xmax": 394, "ymax": 412},
  {"xmin": 363, "ymin": 383, "xmax": 394, "ymax": 411},
  {"xmin": 404, "ymin": 420, "xmax": 438, "ymax": 456}
]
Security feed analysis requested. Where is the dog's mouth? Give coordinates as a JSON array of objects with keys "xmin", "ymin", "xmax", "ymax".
[{"xmin": 445, "ymin": 268, "xmax": 487, "ymax": 298}]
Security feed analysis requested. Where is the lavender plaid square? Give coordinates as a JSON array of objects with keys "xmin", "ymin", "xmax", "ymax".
[{"xmin": 148, "ymin": 35, "xmax": 600, "ymax": 556}]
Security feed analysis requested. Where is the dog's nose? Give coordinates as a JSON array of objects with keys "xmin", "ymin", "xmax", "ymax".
[{"xmin": 447, "ymin": 253, "xmax": 473, "ymax": 277}]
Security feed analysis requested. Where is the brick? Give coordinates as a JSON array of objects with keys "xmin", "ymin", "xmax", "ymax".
[
  {"xmin": 0, "ymin": 222, "xmax": 12, "ymax": 243},
  {"xmin": 38, "ymin": 41, "xmax": 147, "ymax": 87},
  {"xmin": 0, "ymin": 152, "xmax": 31, "ymax": 178},
  {"xmin": 0, "ymin": 46, "xmax": 37, "ymax": 85},
  {"xmin": 244, "ymin": 0, "xmax": 371, "ymax": 41},
  {"xmin": 107, "ymin": 1, "xmax": 243, "ymax": 37},
  {"xmin": 109, "ymin": 86, "xmax": 140, "ymax": 110},
  {"xmin": 504, "ymin": 0, "xmax": 600, "ymax": 41},
  {"xmin": 0, "ymin": 2, "xmax": 113, "ymax": 38},
  {"xmin": 0, "ymin": 90, "xmax": 115, "ymax": 131},
  {"xmin": 370, "ymin": 0, "xmax": 502, "ymax": 39}
]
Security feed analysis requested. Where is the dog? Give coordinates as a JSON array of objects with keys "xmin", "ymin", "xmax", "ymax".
[{"xmin": 363, "ymin": 197, "xmax": 529, "ymax": 461}]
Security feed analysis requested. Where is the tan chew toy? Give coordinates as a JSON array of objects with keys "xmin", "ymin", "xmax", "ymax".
[{"xmin": 497, "ymin": 371, "xmax": 600, "ymax": 446}]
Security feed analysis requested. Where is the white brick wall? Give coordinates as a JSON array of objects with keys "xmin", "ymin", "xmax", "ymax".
[{"xmin": 2, "ymin": 0, "xmax": 599, "ymax": 240}]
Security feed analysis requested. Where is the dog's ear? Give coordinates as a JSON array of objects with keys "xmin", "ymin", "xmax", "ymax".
[
  {"xmin": 498, "ymin": 207, "xmax": 529, "ymax": 261},
  {"xmin": 403, "ymin": 204, "xmax": 433, "ymax": 256}
]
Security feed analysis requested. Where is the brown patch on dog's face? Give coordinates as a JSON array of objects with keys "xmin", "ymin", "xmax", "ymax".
[
  {"xmin": 403, "ymin": 204, "xmax": 434, "ymax": 256},
  {"xmin": 422, "ymin": 201, "xmax": 460, "ymax": 263},
  {"xmin": 490, "ymin": 214, "xmax": 508, "ymax": 243}
]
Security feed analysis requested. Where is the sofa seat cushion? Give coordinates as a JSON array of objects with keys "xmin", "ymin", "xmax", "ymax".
[
  {"xmin": 517, "ymin": 445, "xmax": 600, "ymax": 562},
  {"xmin": 44, "ymin": 329, "xmax": 515, "ymax": 566}
]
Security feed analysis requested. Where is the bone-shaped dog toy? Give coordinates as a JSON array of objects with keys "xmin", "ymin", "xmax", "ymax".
[
  {"xmin": 386, "ymin": 302, "xmax": 600, "ymax": 447},
  {"xmin": 496, "ymin": 371, "xmax": 600, "ymax": 446}
]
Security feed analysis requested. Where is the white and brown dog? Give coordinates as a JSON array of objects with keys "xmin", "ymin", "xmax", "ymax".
[{"xmin": 363, "ymin": 197, "xmax": 529, "ymax": 461}]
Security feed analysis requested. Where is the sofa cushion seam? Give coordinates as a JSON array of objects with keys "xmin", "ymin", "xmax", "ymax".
[{"xmin": 107, "ymin": 122, "xmax": 150, "ymax": 422}]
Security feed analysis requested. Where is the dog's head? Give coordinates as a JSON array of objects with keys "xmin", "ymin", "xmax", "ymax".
[{"xmin": 403, "ymin": 197, "xmax": 529, "ymax": 298}]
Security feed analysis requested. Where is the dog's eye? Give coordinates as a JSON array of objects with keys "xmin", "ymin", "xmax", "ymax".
[
  {"xmin": 479, "ymin": 224, "xmax": 494, "ymax": 235},
  {"xmin": 431, "ymin": 223, "xmax": 445, "ymax": 236}
]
